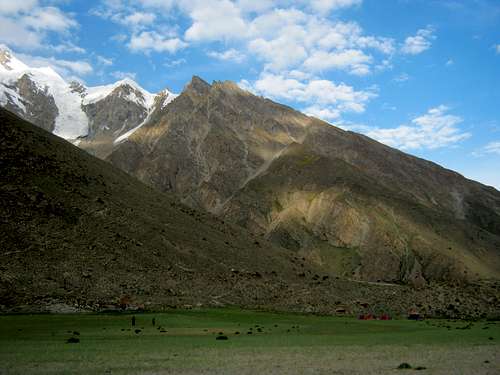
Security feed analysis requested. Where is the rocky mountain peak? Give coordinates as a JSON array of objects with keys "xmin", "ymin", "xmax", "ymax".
[{"xmin": 185, "ymin": 75, "xmax": 211, "ymax": 95}]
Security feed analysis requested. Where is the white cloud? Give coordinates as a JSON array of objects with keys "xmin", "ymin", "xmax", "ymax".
[
  {"xmin": 184, "ymin": 0, "xmax": 247, "ymax": 41},
  {"xmin": 246, "ymin": 11, "xmax": 393, "ymax": 73},
  {"xmin": 49, "ymin": 42, "xmax": 86, "ymax": 54},
  {"xmin": 475, "ymin": 141, "xmax": 500, "ymax": 156},
  {"xmin": 207, "ymin": 48, "xmax": 245, "ymax": 63},
  {"xmin": 0, "ymin": 16, "xmax": 42, "ymax": 48},
  {"xmin": 302, "ymin": 49, "xmax": 372, "ymax": 75},
  {"xmin": 0, "ymin": 3, "xmax": 79, "ymax": 50},
  {"xmin": 309, "ymin": 0, "xmax": 362, "ymax": 13},
  {"xmin": 164, "ymin": 58, "xmax": 186, "ymax": 68},
  {"xmin": 249, "ymin": 35, "xmax": 308, "ymax": 71},
  {"xmin": 366, "ymin": 105, "xmax": 470, "ymax": 150},
  {"xmin": 248, "ymin": 72, "xmax": 376, "ymax": 121},
  {"xmin": 236, "ymin": 0, "xmax": 274, "ymax": 13},
  {"xmin": 401, "ymin": 26, "xmax": 435, "ymax": 55},
  {"xmin": 0, "ymin": 0, "xmax": 38, "ymax": 15},
  {"xmin": 97, "ymin": 56, "xmax": 113, "ymax": 66},
  {"xmin": 92, "ymin": 1, "xmax": 394, "ymax": 82},
  {"xmin": 446, "ymin": 59, "xmax": 454, "ymax": 66},
  {"xmin": 304, "ymin": 106, "xmax": 341, "ymax": 121},
  {"xmin": 123, "ymin": 12, "xmax": 156, "ymax": 27},
  {"xmin": 495, "ymin": 44, "xmax": 500, "ymax": 54},
  {"xmin": 111, "ymin": 70, "xmax": 137, "ymax": 80},
  {"xmin": 485, "ymin": 141, "xmax": 500, "ymax": 154},
  {"xmin": 128, "ymin": 31, "xmax": 187, "ymax": 54},
  {"xmin": 22, "ymin": 7, "xmax": 77, "ymax": 32}
]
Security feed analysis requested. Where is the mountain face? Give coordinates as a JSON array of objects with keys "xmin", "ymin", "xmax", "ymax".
[
  {"xmin": 0, "ymin": 107, "xmax": 306, "ymax": 311},
  {"xmin": 0, "ymin": 46, "xmax": 175, "ymax": 158},
  {"xmin": 2, "ymin": 107, "xmax": 499, "ymax": 318},
  {"xmin": 108, "ymin": 77, "xmax": 500, "ymax": 286},
  {"xmin": 1, "ymin": 47, "xmax": 499, "ymax": 288}
]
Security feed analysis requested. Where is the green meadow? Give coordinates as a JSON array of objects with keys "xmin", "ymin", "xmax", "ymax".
[{"xmin": 0, "ymin": 309, "xmax": 498, "ymax": 374}]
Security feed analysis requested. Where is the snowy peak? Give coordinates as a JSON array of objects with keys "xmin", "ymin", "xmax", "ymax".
[
  {"xmin": 83, "ymin": 78, "xmax": 154, "ymax": 108},
  {"xmin": 0, "ymin": 45, "xmax": 178, "ymax": 157},
  {"xmin": 0, "ymin": 45, "xmax": 29, "ymax": 72}
]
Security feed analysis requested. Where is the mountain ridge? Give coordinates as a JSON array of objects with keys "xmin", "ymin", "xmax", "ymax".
[
  {"xmin": 1, "ymin": 106, "xmax": 499, "ymax": 318},
  {"xmin": 1, "ymin": 48, "xmax": 499, "ymax": 287},
  {"xmin": 108, "ymin": 76, "xmax": 500, "ymax": 285}
]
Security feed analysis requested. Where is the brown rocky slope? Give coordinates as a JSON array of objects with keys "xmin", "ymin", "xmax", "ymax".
[{"xmin": 108, "ymin": 77, "xmax": 500, "ymax": 286}]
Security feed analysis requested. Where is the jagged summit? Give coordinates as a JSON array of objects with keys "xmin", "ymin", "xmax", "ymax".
[{"xmin": 185, "ymin": 75, "xmax": 211, "ymax": 94}]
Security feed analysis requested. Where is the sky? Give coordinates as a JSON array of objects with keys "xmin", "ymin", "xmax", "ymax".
[{"xmin": 1, "ymin": 0, "xmax": 499, "ymax": 189}]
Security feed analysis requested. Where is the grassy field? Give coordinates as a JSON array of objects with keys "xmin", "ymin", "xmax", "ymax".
[{"xmin": 0, "ymin": 309, "xmax": 498, "ymax": 374}]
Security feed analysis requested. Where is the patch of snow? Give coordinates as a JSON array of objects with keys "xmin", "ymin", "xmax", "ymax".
[
  {"xmin": 113, "ymin": 89, "xmax": 177, "ymax": 144},
  {"xmin": 114, "ymin": 108, "xmax": 154, "ymax": 145},
  {"xmin": 161, "ymin": 90, "xmax": 177, "ymax": 109}
]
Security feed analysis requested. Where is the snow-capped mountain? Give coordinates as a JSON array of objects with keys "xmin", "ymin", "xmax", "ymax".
[{"xmin": 0, "ymin": 45, "xmax": 176, "ymax": 157}]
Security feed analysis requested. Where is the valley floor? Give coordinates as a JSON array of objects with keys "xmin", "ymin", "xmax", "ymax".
[{"xmin": 0, "ymin": 309, "xmax": 498, "ymax": 375}]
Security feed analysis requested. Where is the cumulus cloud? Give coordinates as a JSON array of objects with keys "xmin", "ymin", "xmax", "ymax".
[
  {"xmin": 207, "ymin": 48, "xmax": 245, "ymax": 63},
  {"xmin": 236, "ymin": 0, "xmax": 274, "ymax": 13},
  {"xmin": 304, "ymin": 106, "xmax": 341, "ymax": 121},
  {"xmin": 128, "ymin": 31, "xmax": 187, "ymax": 53},
  {"xmin": 123, "ymin": 12, "xmax": 156, "ymax": 27},
  {"xmin": 245, "ymin": 72, "xmax": 376, "ymax": 122},
  {"xmin": 303, "ymin": 49, "xmax": 372, "ymax": 75},
  {"xmin": 246, "ymin": 11, "xmax": 393, "ymax": 73},
  {"xmin": 401, "ymin": 26, "xmax": 435, "ymax": 55},
  {"xmin": 0, "ymin": 16, "xmax": 42, "ymax": 48},
  {"xmin": 309, "ymin": 0, "xmax": 362, "ymax": 13},
  {"xmin": 184, "ymin": 0, "xmax": 247, "ymax": 41},
  {"xmin": 0, "ymin": 2, "xmax": 79, "ymax": 50},
  {"xmin": 22, "ymin": 7, "xmax": 77, "ymax": 32},
  {"xmin": 366, "ymin": 105, "xmax": 470, "ymax": 150},
  {"xmin": 0, "ymin": 0, "xmax": 38, "ymax": 15}
]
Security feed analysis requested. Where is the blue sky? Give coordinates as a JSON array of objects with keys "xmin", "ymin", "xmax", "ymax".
[{"xmin": 1, "ymin": 0, "xmax": 499, "ymax": 189}]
